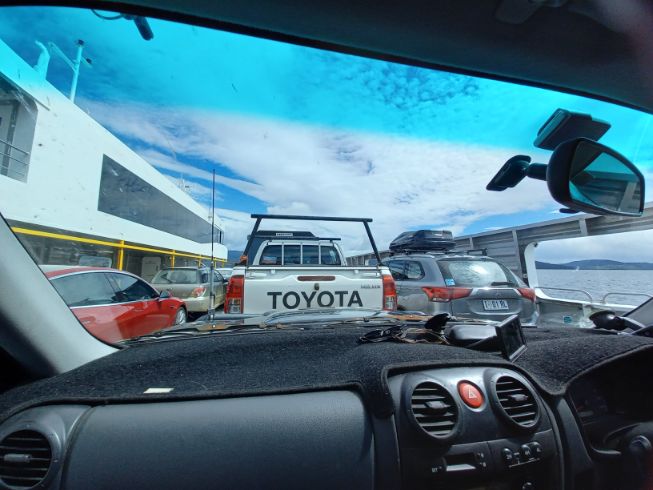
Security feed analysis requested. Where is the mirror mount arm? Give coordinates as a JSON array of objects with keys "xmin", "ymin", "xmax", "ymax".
[{"xmin": 525, "ymin": 163, "xmax": 547, "ymax": 181}]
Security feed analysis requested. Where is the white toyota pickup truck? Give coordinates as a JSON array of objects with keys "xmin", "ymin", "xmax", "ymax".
[{"xmin": 224, "ymin": 215, "xmax": 397, "ymax": 314}]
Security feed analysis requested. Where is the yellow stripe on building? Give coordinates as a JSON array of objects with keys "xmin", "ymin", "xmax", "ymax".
[{"xmin": 11, "ymin": 226, "xmax": 226, "ymax": 269}]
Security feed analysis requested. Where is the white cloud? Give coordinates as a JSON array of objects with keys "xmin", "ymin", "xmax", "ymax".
[
  {"xmin": 215, "ymin": 208, "xmax": 256, "ymax": 251},
  {"xmin": 137, "ymin": 148, "xmax": 263, "ymax": 199},
  {"xmin": 84, "ymin": 100, "xmax": 559, "ymax": 253}
]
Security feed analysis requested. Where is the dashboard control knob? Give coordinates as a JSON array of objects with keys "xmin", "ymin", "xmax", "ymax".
[
  {"xmin": 530, "ymin": 442, "xmax": 543, "ymax": 456},
  {"xmin": 521, "ymin": 483, "xmax": 534, "ymax": 490},
  {"xmin": 501, "ymin": 447, "xmax": 513, "ymax": 465},
  {"xmin": 520, "ymin": 444, "xmax": 533, "ymax": 459}
]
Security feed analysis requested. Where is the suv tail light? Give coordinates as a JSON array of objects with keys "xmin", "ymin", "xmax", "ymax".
[
  {"xmin": 225, "ymin": 275, "xmax": 244, "ymax": 313},
  {"xmin": 422, "ymin": 286, "xmax": 472, "ymax": 302},
  {"xmin": 382, "ymin": 274, "xmax": 397, "ymax": 310},
  {"xmin": 190, "ymin": 286, "xmax": 206, "ymax": 298},
  {"xmin": 518, "ymin": 287, "xmax": 536, "ymax": 302}
]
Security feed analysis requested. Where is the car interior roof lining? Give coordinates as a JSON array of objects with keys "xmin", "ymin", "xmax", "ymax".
[{"xmin": 4, "ymin": 0, "xmax": 649, "ymax": 114}]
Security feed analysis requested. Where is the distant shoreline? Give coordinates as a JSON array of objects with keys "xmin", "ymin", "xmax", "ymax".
[{"xmin": 536, "ymin": 260, "xmax": 653, "ymax": 271}]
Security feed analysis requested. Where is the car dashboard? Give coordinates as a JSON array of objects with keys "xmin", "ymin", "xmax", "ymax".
[
  {"xmin": 566, "ymin": 354, "xmax": 653, "ymax": 490},
  {"xmin": 0, "ymin": 327, "xmax": 651, "ymax": 490}
]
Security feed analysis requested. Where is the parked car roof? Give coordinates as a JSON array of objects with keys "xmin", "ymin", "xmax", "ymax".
[{"xmin": 40, "ymin": 265, "xmax": 116, "ymax": 278}]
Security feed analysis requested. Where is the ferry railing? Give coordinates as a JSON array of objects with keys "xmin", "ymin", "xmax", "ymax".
[
  {"xmin": 601, "ymin": 292, "xmax": 653, "ymax": 304},
  {"xmin": 0, "ymin": 138, "xmax": 30, "ymax": 179},
  {"xmin": 534, "ymin": 286, "xmax": 652, "ymax": 328},
  {"xmin": 535, "ymin": 286, "xmax": 651, "ymax": 307},
  {"xmin": 535, "ymin": 286, "xmax": 593, "ymax": 302}
]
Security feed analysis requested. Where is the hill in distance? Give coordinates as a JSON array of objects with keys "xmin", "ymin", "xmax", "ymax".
[{"xmin": 536, "ymin": 260, "xmax": 653, "ymax": 270}]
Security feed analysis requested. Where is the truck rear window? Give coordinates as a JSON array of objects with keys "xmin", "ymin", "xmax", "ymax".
[
  {"xmin": 259, "ymin": 244, "xmax": 341, "ymax": 265},
  {"xmin": 284, "ymin": 245, "xmax": 301, "ymax": 264},
  {"xmin": 303, "ymin": 246, "xmax": 320, "ymax": 264},
  {"xmin": 321, "ymin": 246, "xmax": 341, "ymax": 265},
  {"xmin": 260, "ymin": 245, "xmax": 282, "ymax": 265},
  {"xmin": 437, "ymin": 259, "xmax": 522, "ymax": 287}
]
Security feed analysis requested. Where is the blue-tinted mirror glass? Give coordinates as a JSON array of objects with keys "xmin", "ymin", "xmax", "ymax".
[{"xmin": 569, "ymin": 141, "xmax": 643, "ymax": 214}]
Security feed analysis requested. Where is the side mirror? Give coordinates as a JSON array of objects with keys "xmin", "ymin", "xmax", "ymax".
[
  {"xmin": 159, "ymin": 290, "xmax": 171, "ymax": 299},
  {"xmin": 547, "ymin": 138, "xmax": 644, "ymax": 216}
]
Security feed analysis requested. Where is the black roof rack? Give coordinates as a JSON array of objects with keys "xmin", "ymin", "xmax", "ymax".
[
  {"xmin": 250, "ymin": 230, "xmax": 341, "ymax": 241},
  {"xmin": 243, "ymin": 214, "xmax": 380, "ymax": 263}
]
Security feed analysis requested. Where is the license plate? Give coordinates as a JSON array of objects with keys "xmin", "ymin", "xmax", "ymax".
[{"xmin": 482, "ymin": 299, "xmax": 509, "ymax": 311}]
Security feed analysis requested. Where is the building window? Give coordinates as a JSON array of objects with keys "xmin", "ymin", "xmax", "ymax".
[
  {"xmin": 0, "ymin": 77, "xmax": 36, "ymax": 182},
  {"xmin": 98, "ymin": 155, "xmax": 223, "ymax": 244},
  {"xmin": 16, "ymin": 232, "xmax": 117, "ymax": 268}
]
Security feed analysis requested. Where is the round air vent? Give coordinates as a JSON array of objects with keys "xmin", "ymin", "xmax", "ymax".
[
  {"xmin": 409, "ymin": 381, "xmax": 458, "ymax": 440},
  {"xmin": 493, "ymin": 375, "xmax": 540, "ymax": 430},
  {"xmin": 0, "ymin": 430, "xmax": 52, "ymax": 489}
]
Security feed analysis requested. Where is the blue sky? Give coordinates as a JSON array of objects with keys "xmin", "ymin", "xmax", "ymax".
[{"xmin": 2, "ymin": 6, "xmax": 653, "ymax": 261}]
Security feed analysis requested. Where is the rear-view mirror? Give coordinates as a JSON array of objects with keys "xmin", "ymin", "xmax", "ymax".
[
  {"xmin": 547, "ymin": 138, "xmax": 644, "ymax": 216},
  {"xmin": 487, "ymin": 137, "xmax": 645, "ymax": 217},
  {"xmin": 159, "ymin": 290, "xmax": 171, "ymax": 299}
]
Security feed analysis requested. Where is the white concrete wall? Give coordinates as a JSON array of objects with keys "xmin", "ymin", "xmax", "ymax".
[{"xmin": 0, "ymin": 40, "xmax": 226, "ymax": 260}]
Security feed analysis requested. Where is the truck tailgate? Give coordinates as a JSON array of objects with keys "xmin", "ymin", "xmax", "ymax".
[{"xmin": 242, "ymin": 267, "xmax": 384, "ymax": 314}]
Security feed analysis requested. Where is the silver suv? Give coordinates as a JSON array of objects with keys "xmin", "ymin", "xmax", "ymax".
[
  {"xmin": 383, "ymin": 253, "xmax": 537, "ymax": 324},
  {"xmin": 151, "ymin": 267, "xmax": 226, "ymax": 315}
]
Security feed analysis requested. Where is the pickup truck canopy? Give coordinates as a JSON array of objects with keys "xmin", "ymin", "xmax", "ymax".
[{"xmin": 242, "ymin": 214, "xmax": 381, "ymax": 265}]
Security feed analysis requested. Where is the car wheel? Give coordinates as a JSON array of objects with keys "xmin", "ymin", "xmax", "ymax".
[{"xmin": 174, "ymin": 307, "xmax": 187, "ymax": 325}]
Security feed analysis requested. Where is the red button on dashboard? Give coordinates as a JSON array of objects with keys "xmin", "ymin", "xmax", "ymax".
[{"xmin": 458, "ymin": 381, "xmax": 484, "ymax": 408}]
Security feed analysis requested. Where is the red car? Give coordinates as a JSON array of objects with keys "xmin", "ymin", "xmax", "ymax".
[{"xmin": 42, "ymin": 266, "xmax": 187, "ymax": 343}]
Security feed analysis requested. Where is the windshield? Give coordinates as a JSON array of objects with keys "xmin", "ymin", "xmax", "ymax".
[
  {"xmin": 437, "ymin": 259, "xmax": 523, "ymax": 288},
  {"xmin": 1, "ymin": 6, "xmax": 652, "ymax": 342},
  {"xmin": 152, "ymin": 269, "xmax": 199, "ymax": 285}
]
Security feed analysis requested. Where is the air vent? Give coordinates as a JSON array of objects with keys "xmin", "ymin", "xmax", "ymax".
[
  {"xmin": 0, "ymin": 430, "xmax": 52, "ymax": 489},
  {"xmin": 410, "ymin": 382, "xmax": 458, "ymax": 439},
  {"xmin": 494, "ymin": 376, "xmax": 539, "ymax": 429}
]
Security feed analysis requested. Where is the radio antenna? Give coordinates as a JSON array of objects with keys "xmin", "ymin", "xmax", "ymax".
[{"xmin": 208, "ymin": 169, "xmax": 216, "ymax": 320}]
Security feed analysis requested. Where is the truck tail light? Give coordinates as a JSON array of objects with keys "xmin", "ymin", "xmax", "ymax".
[
  {"xmin": 422, "ymin": 286, "xmax": 472, "ymax": 302},
  {"xmin": 190, "ymin": 286, "xmax": 206, "ymax": 298},
  {"xmin": 518, "ymin": 287, "xmax": 536, "ymax": 302},
  {"xmin": 225, "ymin": 275, "xmax": 244, "ymax": 313},
  {"xmin": 382, "ymin": 274, "xmax": 397, "ymax": 310}
]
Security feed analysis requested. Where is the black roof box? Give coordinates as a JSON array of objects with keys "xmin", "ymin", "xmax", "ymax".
[{"xmin": 389, "ymin": 230, "xmax": 456, "ymax": 252}]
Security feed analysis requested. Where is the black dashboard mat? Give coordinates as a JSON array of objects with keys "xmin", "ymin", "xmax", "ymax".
[
  {"xmin": 0, "ymin": 326, "xmax": 651, "ymax": 422},
  {"xmin": 515, "ymin": 329, "xmax": 653, "ymax": 392}
]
